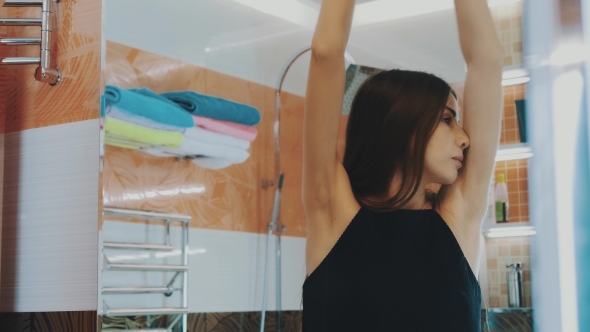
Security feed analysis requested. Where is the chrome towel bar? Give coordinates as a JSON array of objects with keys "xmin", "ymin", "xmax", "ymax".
[
  {"xmin": 4, "ymin": 0, "xmax": 43, "ymax": 6},
  {"xmin": 0, "ymin": 0, "xmax": 60, "ymax": 85},
  {"xmin": 0, "ymin": 18, "xmax": 41, "ymax": 25},
  {"xmin": 0, "ymin": 37, "xmax": 41, "ymax": 45},
  {"xmin": 1, "ymin": 57, "xmax": 40, "ymax": 64}
]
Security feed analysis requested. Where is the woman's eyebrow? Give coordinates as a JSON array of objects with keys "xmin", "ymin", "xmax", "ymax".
[{"xmin": 445, "ymin": 106, "xmax": 457, "ymax": 118}]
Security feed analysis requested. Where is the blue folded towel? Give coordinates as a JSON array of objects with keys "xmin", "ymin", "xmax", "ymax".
[
  {"xmin": 103, "ymin": 85, "xmax": 195, "ymax": 128},
  {"xmin": 161, "ymin": 91, "xmax": 261, "ymax": 126}
]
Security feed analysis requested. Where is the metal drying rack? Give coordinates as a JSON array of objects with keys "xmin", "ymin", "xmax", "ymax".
[{"xmin": 101, "ymin": 207, "xmax": 192, "ymax": 332}]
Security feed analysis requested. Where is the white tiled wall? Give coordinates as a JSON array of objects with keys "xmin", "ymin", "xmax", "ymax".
[
  {"xmin": 100, "ymin": 220, "xmax": 306, "ymax": 314},
  {"xmin": 0, "ymin": 120, "xmax": 100, "ymax": 312}
]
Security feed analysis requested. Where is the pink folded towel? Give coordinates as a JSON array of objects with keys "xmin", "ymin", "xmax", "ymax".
[{"xmin": 193, "ymin": 115, "xmax": 258, "ymax": 142}]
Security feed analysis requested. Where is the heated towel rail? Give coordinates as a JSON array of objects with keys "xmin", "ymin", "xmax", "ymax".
[
  {"xmin": 0, "ymin": 0, "xmax": 61, "ymax": 85},
  {"xmin": 101, "ymin": 207, "xmax": 192, "ymax": 332}
]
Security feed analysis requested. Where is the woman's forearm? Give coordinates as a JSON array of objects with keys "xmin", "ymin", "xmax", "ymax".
[
  {"xmin": 454, "ymin": 0, "xmax": 504, "ymax": 64},
  {"xmin": 311, "ymin": 0, "xmax": 356, "ymax": 57}
]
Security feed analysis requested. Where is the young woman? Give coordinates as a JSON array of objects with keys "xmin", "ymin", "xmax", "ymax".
[{"xmin": 301, "ymin": 0, "xmax": 503, "ymax": 331}]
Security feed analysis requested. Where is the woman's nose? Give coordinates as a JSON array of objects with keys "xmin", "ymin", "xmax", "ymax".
[{"xmin": 458, "ymin": 129, "xmax": 470, "ymax": 149}]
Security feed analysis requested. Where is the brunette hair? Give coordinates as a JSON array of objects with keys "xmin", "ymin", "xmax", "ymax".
[{"xmin": 342, "ymin": 69, "xmax": 456, "ymax": 212}]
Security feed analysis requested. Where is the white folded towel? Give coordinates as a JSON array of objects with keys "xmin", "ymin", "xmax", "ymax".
[
  {"xmin": 142, "ymin": 148, "xmax": 175, "ymax": 158},
  {"xmin": 184, "ymin": 126, "xmax": 250, "ymax": 150},
  {"xmin": 141, "ymin": 148, "xmax": 241, "ymax": 170},
  {"xmin": 191, "ymin": 157, "xmax": 236, "ymax": 170},
  {"xmin": 141, "ymin": 137, "xmax": 249, "ymax": 162},
  {"xmin": 106, "ymin": 105, "xmax": 186, "ymax": 132}
]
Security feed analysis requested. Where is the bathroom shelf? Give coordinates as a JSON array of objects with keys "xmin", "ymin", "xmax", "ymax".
[
  {"xmin": 101, "ymin": 207, "xmax": 192, "ymax": 332},
  {"xmin": 102, "ymin": 287, "xmax": 175, "ymax": 294},
  {"xmin": 482, "ymin": 221, "xmax": 536, "ymax": 238},
  {"xmin": 103, "ymin": 242, "xmax": 174, "ymax": 251},
  {"xmin": 496, "ymin": 143, "xmax": 532, "ymax": 162},
  {"xmin": 104, "ymin": 132, "xmax": 203, "ymax": 161},
  {"xmin": 104, "ymin": 308, "xmax": 189, "ymax": 316},
  {"xmin": 107, "ymin": 263, "xmax": 189, "ymax": 272}
]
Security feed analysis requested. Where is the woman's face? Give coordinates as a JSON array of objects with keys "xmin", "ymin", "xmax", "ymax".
[{"xmin": 423, "ymin": 93, "xmax": 470, "ymax": 185}]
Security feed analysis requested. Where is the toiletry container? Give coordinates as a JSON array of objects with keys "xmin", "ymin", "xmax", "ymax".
[
  {"xmin": 484, "ymin": 174, "xmax": 496, "ymax": 226},
  {"xmin": 507, "ymin": 262, "xmax": 523, "ymax": 308},
  {"xmin": 495, "ymin": 173, "xmax": 509, "ymax": 222}
]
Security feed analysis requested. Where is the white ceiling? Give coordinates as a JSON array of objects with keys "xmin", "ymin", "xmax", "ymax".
[{"xmin": 105, "ymin": 0, "xmax": 494, "ymax": 96}]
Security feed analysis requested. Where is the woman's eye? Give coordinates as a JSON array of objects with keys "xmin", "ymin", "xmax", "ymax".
[{"xmin": 443, "ymin": 117, "xmax": 452, "ymax": 124}]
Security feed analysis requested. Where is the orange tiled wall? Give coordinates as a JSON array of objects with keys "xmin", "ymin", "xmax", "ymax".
[
  {"xmin": 496, "ymin": 84, "xmax": 529, "ymax": 222},
  {"xmin": 0, "ymin": 0, "xmax": 101, "ymax": 134},
  {"xmin": 500, "ymin": 84, "xmax": 526, "ymax": 145},
  {"xmin": 490, "ymin": 4, "xmax": 529, "ymax": 223},
  {"xmin": 452, "ymin": 82, "xmax": 529, "ymax": 222},
  {"xmin": 103, "ymin": 41, "xmax": 297, "ymax": 236}
]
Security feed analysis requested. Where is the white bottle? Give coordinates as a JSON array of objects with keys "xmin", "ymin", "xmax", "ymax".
[
  {"xmin": 495, "ymin": 173, "xmax": 509, "ymax": 222},
  {"xmin": 484, "ymin": 174, "xmax": 496, "ymax": 226}
]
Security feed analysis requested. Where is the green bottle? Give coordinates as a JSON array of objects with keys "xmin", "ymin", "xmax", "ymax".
[{"xmin": 495, "ymin": 173, "xmax": 509, "ymax": 222}]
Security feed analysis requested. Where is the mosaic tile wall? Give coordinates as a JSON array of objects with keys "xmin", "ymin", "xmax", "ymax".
[
  {"xmin": 103, "ymin": 40, "xmax": 309, "ymax": 237},
  {"xmin": 485, "ymin": 236, "xmax": 533, "ymax": 309},
  {"xmin": 494, "ymin": 159, "xmax": 529, "ymax": 222},
  {"xmin": 490, "ymin": 2, "xmax": 524, "ymax": 67}
]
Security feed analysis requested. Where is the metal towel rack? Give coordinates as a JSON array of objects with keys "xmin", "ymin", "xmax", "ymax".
[
  {"xmin": 0, "ymin": 0, "xmax": 61, "ymax": 85},
  {"xmin": 101, "ymin": 207, "xmax": 192, "ymax": 332}
]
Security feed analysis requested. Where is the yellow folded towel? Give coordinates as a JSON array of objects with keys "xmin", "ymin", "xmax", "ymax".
[
  {"xmin": 104, "ymin": 116, "xmax": 184, "ymax": 148},
  {"xmin": 104, "ymin": 136, "xmax": 145, "ymax": 150}
]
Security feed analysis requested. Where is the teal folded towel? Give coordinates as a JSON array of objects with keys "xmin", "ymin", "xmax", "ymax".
[
  {"xmin": 161, "ymin": 91, "xmax": 261, "ymax": 126},
  {"xmin": 103, "ymin": 85, "xmax": 195, "ymax": 128}
]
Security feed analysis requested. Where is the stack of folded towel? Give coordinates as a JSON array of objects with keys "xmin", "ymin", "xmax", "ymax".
[{"xmin": 102, "ymin": 85, "xmax": 260, "ymax": 170}]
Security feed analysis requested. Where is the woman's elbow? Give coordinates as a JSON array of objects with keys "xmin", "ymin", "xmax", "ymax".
[{"xmin": 310, "ymin": 39, "xmax": 346, "ymax": 61}]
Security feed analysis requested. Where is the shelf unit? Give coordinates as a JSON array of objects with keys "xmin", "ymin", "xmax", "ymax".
[
  {"xmin": 101, "ymin": 207, "xmax": 192, "ymax": 332},
  {"xmin": 495, "ymin": 143, "xmax": 533, "ymax": 162},
  {"xmin": 103, "ymin": 131, "xmax": 203, "ymax": 161}
]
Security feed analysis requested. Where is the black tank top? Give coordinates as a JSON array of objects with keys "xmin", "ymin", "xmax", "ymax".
[{"xmin": 302, "ymin": 206, "xmax": 482, "ymax": 332}]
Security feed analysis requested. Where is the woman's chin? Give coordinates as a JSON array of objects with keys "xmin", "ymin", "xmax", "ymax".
[{"xmin": 441, "ymin": 174, "xmax": 458, "ymax": 185}]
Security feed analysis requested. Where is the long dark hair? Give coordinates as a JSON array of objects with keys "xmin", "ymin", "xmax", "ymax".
[{"xmin": 342, "ymin": 69, "xmax": 455, "ymax": 212}]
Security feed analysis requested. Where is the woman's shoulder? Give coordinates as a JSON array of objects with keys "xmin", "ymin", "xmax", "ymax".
[
  {"xmin": 434, "ymin": 193, "xmax": 481, "ymax": 277},
  {"xmin": 304, "ymin": 161, "xmax": 361, "ymax": 277}
]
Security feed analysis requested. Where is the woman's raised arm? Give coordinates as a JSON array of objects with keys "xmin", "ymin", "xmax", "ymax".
[
  {"xmin": 302, "ymin": 0, "xmax": 355, "ymax": 214},
  {"xmin": 440, "ymin": 0, "xmax": 505, "ymax": 226}
]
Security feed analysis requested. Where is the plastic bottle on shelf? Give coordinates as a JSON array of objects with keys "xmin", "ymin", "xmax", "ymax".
[
  {"xmin": 484, "ymin": 174, "xmax": 496, "ymax": 226},
  {"xmin": 495, "ymin": 173, "xmax": 509, "ymax": 222}
]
